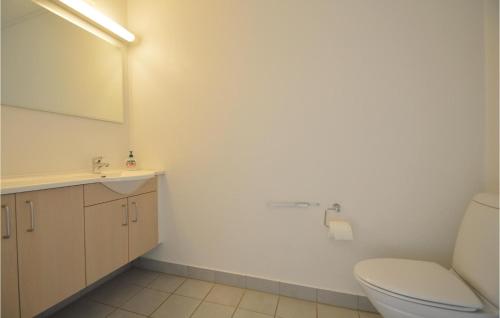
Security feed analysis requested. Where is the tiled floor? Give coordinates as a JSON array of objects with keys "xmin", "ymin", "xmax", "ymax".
[{"xmin": 50, "ymin": 268, "xmax": 382, "ymax": 318}]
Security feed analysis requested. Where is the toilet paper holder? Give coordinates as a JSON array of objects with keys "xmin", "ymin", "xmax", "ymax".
[{"xmin": 324, "ymin": 203, "xmax": 341, "ymax": 227}]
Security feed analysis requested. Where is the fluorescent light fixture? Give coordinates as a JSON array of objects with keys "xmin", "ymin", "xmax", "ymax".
[
  {"xmin": 58, "ymin": 0, "xmax": 135, "ymax": 42},
  {"xmin": 33, "ymin": 0, "xmax": 122, "ymax": 46}
]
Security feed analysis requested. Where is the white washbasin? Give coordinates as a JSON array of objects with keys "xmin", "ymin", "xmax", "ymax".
[
  {"xmin": 1, "ymin": 170, "xmax": 164, "ymax": 194},
  {"xmin": 99, "ymin": 170, "xmax": 155, "ymax": 195}
]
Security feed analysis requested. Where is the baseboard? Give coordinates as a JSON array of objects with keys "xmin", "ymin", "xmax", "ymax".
[{"xmin": 133, "ymin": 257, "xmax": 378, "ymax": 313}]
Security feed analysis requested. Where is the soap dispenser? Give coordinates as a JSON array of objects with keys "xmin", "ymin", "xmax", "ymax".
[{"xmin": 126, "ymin": 150, "xmax": 137, "ymax": 170}]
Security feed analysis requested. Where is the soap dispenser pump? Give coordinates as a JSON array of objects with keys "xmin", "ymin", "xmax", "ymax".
[{"xmin": 126, "ymin": 150, "xmax": 137, "ymax": 170}]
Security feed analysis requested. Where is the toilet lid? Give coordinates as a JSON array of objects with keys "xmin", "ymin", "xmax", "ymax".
[{"xmin": 354, "ymin": 258, "xmax": 483, "ymax": 311}]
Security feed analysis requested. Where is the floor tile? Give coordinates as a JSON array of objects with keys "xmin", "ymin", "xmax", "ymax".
[
  {"xmin": 51, "ymin": 299, "xmax": 114, "ymax": 318},
  {"xmin": 317, "ymin": 303, "xmax": 358, "ymax": 318},
  {"xmin": 275, "ymin": 297, "xmax": 316, "ymax": 318},
  {"xmin": 116, "ymin": 268, "xmax": 160, "ymax": 287},
  {"xmin": 87, "ymin": 280, "xmax": 143, "ymax": 307},
  {"xmin": 191, "ymin": 302, "xmax": 235, "ymax": 318},
  {"xmin": 121, "ymin": 288, "xmax": 170, "ymax": 316},
  {"xmin": 149, "ymin": 274, "xmax": 186, "ymax": 293},
  {"xmin": 205, "ymin": 284, "xmax": 245, "ymax": 306},
  {"xmin": 358, "ymin": 311, "xmax": 382, "ymax": 318},
  {"xmin": 151, "ymin": 294, "xmax": 200, "ymax": 318},
  {"xmin": 174, "ymin": 279, "xmax": 213, "ymax": 299},
  {"xmin": 108, "ymin": 309, "xmax": 147, "ymax": 318},
  {"xmin": 239, "ymin": 290, "xmax": 278, "ymax": 315},
  {"xmin": 233, "ymin": 309, "xmax": 274, "ymax": 318}
]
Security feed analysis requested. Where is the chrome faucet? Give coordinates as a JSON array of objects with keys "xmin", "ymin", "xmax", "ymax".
[{"xmin": 92, "ymin": 156, "xmax": 110, "ymax": 174}]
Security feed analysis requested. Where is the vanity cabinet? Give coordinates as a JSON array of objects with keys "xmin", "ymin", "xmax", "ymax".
[
  {"xmin": 84, "ymin": 179, "xmax": 158, "ymax": 285},
  {"xmin": 129, "ymin": 192, "xmax": 158, "ymax": 260},
  {"xmin": 84, "ymin": 178, "xmax": 157, "ymax": 206},
  {"xmin": 2, "ymin": 194, "xmax": 20, "ymax": 318},
  {"xmin": 15, "ymin": 186, "xmax": 85, "ymax": 318},
  {"xmin": 0, "ymin": 176, "xmax": 159, "ymax": 317},
  {"xmin": 85, "ymin": 199, "xmax": 129, "ymax": 285}
]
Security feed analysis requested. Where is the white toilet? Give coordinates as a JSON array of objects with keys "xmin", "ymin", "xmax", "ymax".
[{"xmin": 354, "ymin": 193, "xmax": 499, "ymax": 318}]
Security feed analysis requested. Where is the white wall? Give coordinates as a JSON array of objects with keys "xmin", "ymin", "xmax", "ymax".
[
  {"xmin": 1, "ymin": 0, "xmax": 129, "ymax": 177},
  {"xmin": 1, "ymin": 106, "xmax": 129, "ymax": 176},
  {"xmin": 128, "ymin": 0, "xmax": 489, "ymax": 294},
  {"xmin": 483, "ymin": 0, "xmax": 499, "ymax": 193}
]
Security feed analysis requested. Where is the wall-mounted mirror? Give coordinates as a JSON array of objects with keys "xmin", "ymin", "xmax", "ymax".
[{"xmin": 1, "ymin": 0, "xmax": 124, "ymax": 123}]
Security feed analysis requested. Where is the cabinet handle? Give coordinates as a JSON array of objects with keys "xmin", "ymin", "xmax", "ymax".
[
  {"xmin": 2, "ymin": 205, "xmax": 11, "ymax": 239},
  {"xmin": 122, "ymin": 204, "xmax": 128, "ymax": 226},
  {"xmin": 26, "ymin": 200, "xmax": 35, "ymax": 232},
  {"xmin": 131, "ymin": 202, "xmax": 138, "ymax": 222}
]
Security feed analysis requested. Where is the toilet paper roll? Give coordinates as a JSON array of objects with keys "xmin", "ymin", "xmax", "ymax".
[{"xmin": 328, "ymin": 220, "xmax": 353, "ymax": 240}]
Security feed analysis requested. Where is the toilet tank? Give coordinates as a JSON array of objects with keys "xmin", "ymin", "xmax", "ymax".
[{"xmin": 452, "ymin": 193, "xmax": 499, "ymax": 308}]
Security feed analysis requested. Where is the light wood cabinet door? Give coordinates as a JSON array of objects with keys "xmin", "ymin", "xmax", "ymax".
[
  {"xmin": 85, "ymin": 199, "xmax": 129, "ymax": 285},
  {"xmin": 2, "ymin": 194, "xmax": 20, "ymax": 318},
  {"xmin": 128, "ymin": 192, "xmax": 158, "ymax": 260},
  {"xmin": 16, "ymin": 186, "xmax": 85, "ymax": 318}
]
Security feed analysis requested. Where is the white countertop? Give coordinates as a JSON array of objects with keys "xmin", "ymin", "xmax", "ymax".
[{"xmin": 1, "ymin": 170, "xmax": 165, "ymax": 194}]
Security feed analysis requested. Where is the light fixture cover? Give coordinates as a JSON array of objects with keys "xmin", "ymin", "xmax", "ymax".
[{"xmin": 59, "ymin": 0, "xmax": 135, "ymax": 42}]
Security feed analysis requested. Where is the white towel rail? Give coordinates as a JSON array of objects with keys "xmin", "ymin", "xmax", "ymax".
[{"xmin": 267, "ymin": 201, "xmax": 320, "ymax": 208}]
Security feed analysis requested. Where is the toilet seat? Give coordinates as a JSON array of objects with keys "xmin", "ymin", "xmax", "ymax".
[{"xmin": 354, "ymin": 258, "xmax": 483, "ymax": 312}]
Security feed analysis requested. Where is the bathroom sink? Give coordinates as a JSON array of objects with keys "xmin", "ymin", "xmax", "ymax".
[
  {"xmin": 99, "ymin": 170, "xmax": 156, "ymax": 194},
  {"xmin": 1, "ymin": 170, "xmax": 163, "ymax": 194}
]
